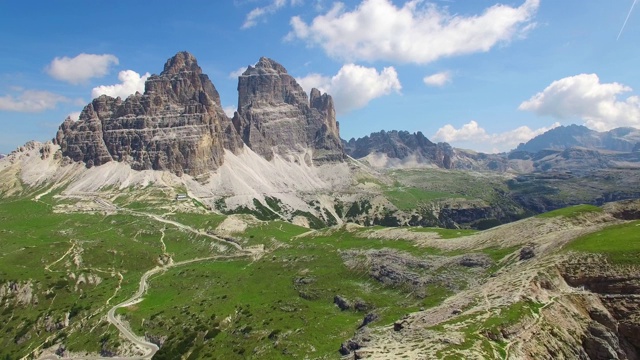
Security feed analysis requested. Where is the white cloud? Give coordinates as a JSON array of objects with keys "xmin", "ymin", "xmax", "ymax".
[
  {"xmin": 519, "ymin": 73, "xmax": 640, "ymax": 131},
  {"xmin": 433, "ymin": 120, "xmax": 560, "ymax": 153},
  {"xmin": 0, "ymin": 89, "xmax": 70, "ymax": 112},
  {"xmin": 46, "ymin": 53, "xmax": 119, "ymax": 84},
  {"xmin": 423, "ymin": 71, "xmax": 452, "ymax": 87},
  {"xmin": 91, "ymin": 70, "xmax": 150, "ymax": 99},
  {"xmin": 229, "ymin": 66, "xmax": 248, "ymax": 79},
  {"xmin": 223, "ymin": 105, "xmax": 237, "ymax": 117},
  {"xmin": 297, "ymin": 63, "xmax": 401, "ymax": 114},
  {"xmin": 242, "ymin": 0, "xmax": 300, "ymax": 29},
  {"xmin": 287, "ymin": 0, "xmax": 539, "ymax": 64},
  {"xmin": 66, "ymin": 111, "xmax": 82, "ymax": 121}
]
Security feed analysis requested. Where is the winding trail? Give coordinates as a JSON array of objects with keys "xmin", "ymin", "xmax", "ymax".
[{"xmin": 35, "ymin": 199, "xmax": 253, "ymax": 360}]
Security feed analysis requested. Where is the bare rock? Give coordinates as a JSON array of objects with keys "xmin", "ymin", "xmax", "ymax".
[
  {"xmin": 458, "ymin": 254, "xmax": 493, "ymax": 268},
  {"xmin": 520, "ymin": 245, "xmax": 536, "ymax": 260},
  {"xmin": 358, "ymin": 312, "xmax": 379, "ymax": 329},
  {"xmin": 55, "ymin": 51, "xmax": 243, "ymax": 176},
  {"xmin": 334, "ymin": 295, "xmax": 351, "ymax": 311},
  {"xmin": 233, "ymin": 57, "xmax": 344, "ymax": 163}
]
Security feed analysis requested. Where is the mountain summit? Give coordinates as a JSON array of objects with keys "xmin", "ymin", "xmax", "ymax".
[
  {"xmin": 232, "ymin": 57, "xmax": 343, "ymax": 163},
  {"xmin": 54, "ymin": 52, "xmax": 344, "ymax": 176}
]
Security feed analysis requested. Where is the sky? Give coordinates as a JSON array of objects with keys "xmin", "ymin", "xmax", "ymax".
[{"xmin": 0, "ymin": 0, "xmax": 639, "ymax": 154}]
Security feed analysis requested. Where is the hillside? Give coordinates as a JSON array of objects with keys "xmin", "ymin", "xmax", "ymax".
[
  {"xmin": 515, "ymin": 124, "xmax": 640, "ymax": 153},
  {"xmin": 0, "ymin": 182, "xmax": 638, "ymax": 359},
  {"xmin": 1, "ymin": 52, "xmax": 640, "ymax": 360}
]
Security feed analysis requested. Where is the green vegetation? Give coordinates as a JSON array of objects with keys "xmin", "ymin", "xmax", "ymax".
[
  {"xmin": 565, "ymin": 220, "xmax": 640, "ymax": 265},
  {"xmin": 389, "ymin": 169, "xmax": 510, "ymax": 203},
  {"xmin": 408, "ymin": 227, "xmax": 478, "ymax": 239},
  {"xmin": 119, "ymin": 223, "xmax": 462, "ymax": 359},
  {"xmin": 0, "ymin": 195, "xmax": 229, "ymax": 359},
  {"xmin": 384, "ymin": 186, "xmax": 459, "ymax": 210},
  {"xmin": 432, "ymin": 299, "xmax": 544, "ymax": 359},
  {"xmin": 3, "ymin": 182, "xmax": 628, "ymax": 359},
  {"xmin": 537, "ymin": 204, "xmax": 603, "ymax": 218}
]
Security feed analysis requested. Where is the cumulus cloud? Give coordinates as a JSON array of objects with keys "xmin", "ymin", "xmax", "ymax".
[
  {"xmin": 46, "ymin": 53, "xmax": 119, "ymax": 84},
  {"xmin": 297, "ymin": 63, "xmax": 401, "ymax": 114},
  {"xmin": 91, "ymin": 70, "xmax": 150, "ymax": 99},
  {"xmin": 287, "ymin": 0, "xmax": 539, "ymax": 63},
  {"xmin": 433, "ymin": 120, "xmax": 560, "ymax": 153},
  {"xmin": 229, "ymin": 66, "xmax": 248, "ymax": 79},
  {"xmin": 519, "ymin": 73, "xmax": 640, "ymax": 131},
  {"xmin": 223, "ymin": 105, "xmax": 237, "ymax": 117},
  {"xmin": 423, "ymin": 71, "xmax": 452, "ymax": 87},
  {"xmin": 0, "ymin": 89, "xmax": 70, "ymax": 112},
  {"xmin": 243, "ymin": 0, "xmax": 301, "ymax": 29}
]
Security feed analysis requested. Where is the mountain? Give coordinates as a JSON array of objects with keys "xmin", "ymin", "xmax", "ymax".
[
  {"xmin": 55, "ymin": 52, "xmax": 242, "ymax": 176},
  {"xmin": 0, "ymin": 154, "xmax": 5, "ymax": 159},
  {"xmin": 54, "ymin": 52, "xmax": 343, "ymax": 177},
  {"xmin": 343, "ymin": 130, "xmax": 510, "ymax": 171},
  {"xmin": 516, "ymin": 124, "xmax": 640, "ymax": 153},
  {"xmin": 232, "ymin": 57, "xmax": 344, "ymax": 164},
  {"xmin": 0, "ymin": 52, "xmax": 352, "ymax": 227}
]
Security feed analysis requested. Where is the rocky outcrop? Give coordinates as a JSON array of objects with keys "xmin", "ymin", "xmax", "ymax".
[
  {"xmin": 55, "ymin": 51, "xmax": 243, "ymax": 176},
  {"xmin": 0, "ymin": 280, "xmax": 37, "ymax": 307},
  {"xmin": 232, "ymin": 57, "xmax": 344, "ymax": 163},
  {"xmin": 561, "ymin": 256, "xmax": 640, "ymax": 359}
]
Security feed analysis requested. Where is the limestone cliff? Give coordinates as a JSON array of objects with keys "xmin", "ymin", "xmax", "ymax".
[
  {"xmin": 55, "ymin": 51, "xmax": 243, "ymax": 176},
  {"xmin": 232, "ymin": 57, "xmax": 344, "ymax": 163}
]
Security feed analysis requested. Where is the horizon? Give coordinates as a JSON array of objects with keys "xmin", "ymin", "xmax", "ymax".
[{"xmin": 1, "ymin": 0, "xmax": 639, "ymax": 154}]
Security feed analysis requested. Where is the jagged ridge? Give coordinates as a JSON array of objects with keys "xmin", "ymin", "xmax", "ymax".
[{"xmin": 54, "ymin": 52, "xmax": 344, "ymax": 176}]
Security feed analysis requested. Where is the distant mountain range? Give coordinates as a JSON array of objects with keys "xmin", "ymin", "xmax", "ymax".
[
  {"xmin": 2, "ymin": 51, "xmax": 640, "ymax": 231},
  {"xmin": 515, "ymin": 124, "xmax": 640, "ymax": 153},
  {"xmin": 342, "ymin": 125, "xmax": 640, "ymax": 171}
]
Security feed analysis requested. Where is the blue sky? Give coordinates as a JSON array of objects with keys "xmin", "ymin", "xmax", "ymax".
[{"xmin": 1, "ymin": 0, "xmax": 639, "ymax": 154}]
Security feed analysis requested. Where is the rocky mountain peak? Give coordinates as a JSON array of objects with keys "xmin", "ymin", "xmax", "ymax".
[
  {"xmin": 161, "ymin": 51, "xmax": 202, "ymax": 75},
  {"xmin": 55, "ymin": 52, "xmax": 242, "ymax": 175},
  {"xmin": 54, "ymin": 52, "xmax": 345, "ymax": 176},
  {"xmin": 249, "ymin": 57, "xmax": 288, "ymax": 75},
  {"xmin": 234, "ymin": 57, "xmax": 344, "ymax": 162}
]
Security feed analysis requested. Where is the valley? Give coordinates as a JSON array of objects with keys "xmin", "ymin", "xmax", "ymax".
[{"xmin": 0, "ymin": 52, "xmax": 638, "ymax": 359}]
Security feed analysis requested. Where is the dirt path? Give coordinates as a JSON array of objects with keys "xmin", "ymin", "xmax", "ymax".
[{"xmin": 35, "ymin": 201, "xmax": 258, "ymax": 360}]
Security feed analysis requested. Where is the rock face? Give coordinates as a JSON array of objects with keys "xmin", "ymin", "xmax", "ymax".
[
  {"xmin": 232, "ymin": 57, "xmax": 344, "ymax": 163},
  {"xmin": 344, "ymin": 130, "xmax": 455, "ymax": 168},
  {"xmin": 55, "ymin": 53, "xmax": 343, "ymax": 175},
  {"xmin": 55, "ymin": 52, "xmax": 244, "ymax": 176}
]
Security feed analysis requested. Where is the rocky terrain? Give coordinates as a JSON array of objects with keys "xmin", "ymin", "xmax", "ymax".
[
  {"xmin": 55, "ymin": 52, "xmax": 242, "ymax": 176},
  {"xmin": 232, "ymin": 57, "xmax": 344, "ymax": 164},
  {"xmin": 336, "ymin": 201, "xmax": 640, "ymax": 359}
]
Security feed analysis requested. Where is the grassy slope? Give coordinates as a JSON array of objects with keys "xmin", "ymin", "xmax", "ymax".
[
  {"xmin": 0, "ymin": 192, "xmax": 230, "ymax": 358},
  {"xmin": 121, "ymin": 225, "xmax": 464, "ymax": 359},
  {"xmin": 2, "ymin": 183, "xmax": 635, "ymax": 359},
  {"xmin": 565, "ymin": 220, "xmax": 640, "ymax": 265}
]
